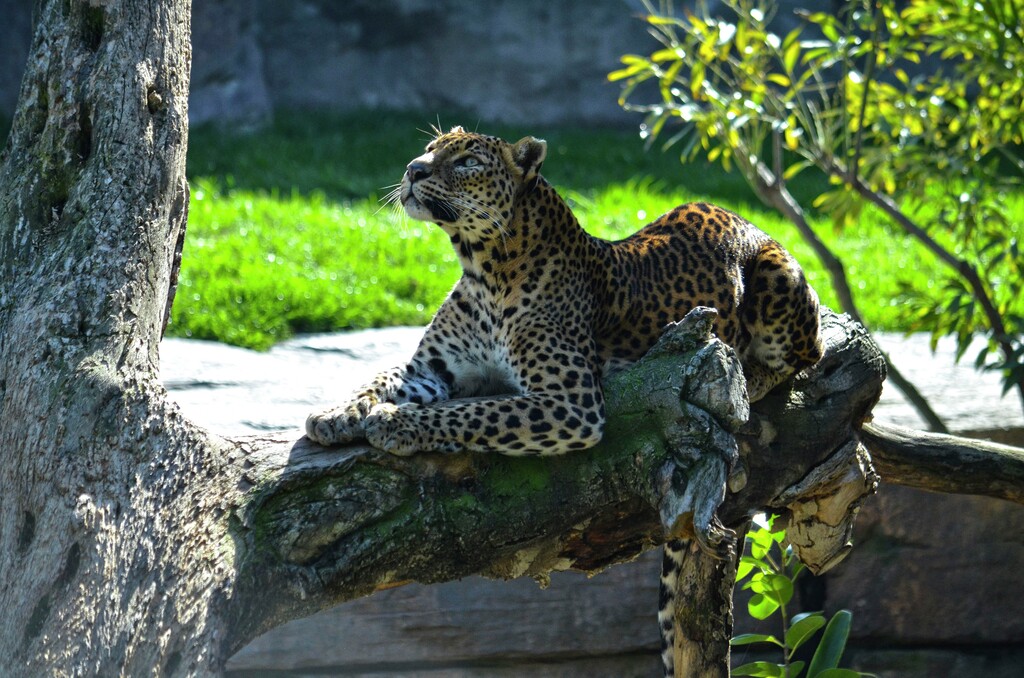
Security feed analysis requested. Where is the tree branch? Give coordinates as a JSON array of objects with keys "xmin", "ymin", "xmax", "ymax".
[
  {"xmin": 223, "ymin": 308, "xmax": 746, "ymax": 654},
  {"xmin": 862, "ymin": 421, "xmax": 1024, "ymax": 505},
  {"xmin": 219, "ymin": 309, "xmax": 889, "ymax": 658}
]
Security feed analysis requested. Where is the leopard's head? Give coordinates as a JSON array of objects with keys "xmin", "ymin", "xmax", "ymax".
[{"xmin": 400, "ymin": 126, "xmax": 547, "ymax": 241}]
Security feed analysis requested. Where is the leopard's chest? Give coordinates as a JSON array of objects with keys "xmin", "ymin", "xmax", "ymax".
[
  {"xmin": 445, "ymin": 338, "xmax": 519, "ymax": 398},
  {"xmin": 440, "ymin": 265, "xmax": 595, "ymax": 397},
  {"xmin": 436, "ymin": 283, "xmax": 519, "ymax": 398}
]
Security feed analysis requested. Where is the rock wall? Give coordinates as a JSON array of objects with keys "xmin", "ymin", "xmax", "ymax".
[
  {"xmin": 0, "ymin": 1, "xmax": 840, "ymax": 128},
  {"xmin": 250, "ymin": 1, "xmax": 650, "ymax": 127},
  {"xmin": 0, "ymin": 0, "xmax": 32, "ymax": 116},
  {"xmin": 0, "ymin": 0, "xmax": 656, "ymax": 127}
]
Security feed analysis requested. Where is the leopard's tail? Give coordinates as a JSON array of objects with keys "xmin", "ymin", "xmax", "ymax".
[{"xmin": 659, "ymin": 539, "xmax": 686, "ymax": 676}]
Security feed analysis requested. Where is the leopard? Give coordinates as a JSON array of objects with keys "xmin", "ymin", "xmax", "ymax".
[{"xmin": 305, "ymin": 126, "xmax": 823, "ymax": 677}]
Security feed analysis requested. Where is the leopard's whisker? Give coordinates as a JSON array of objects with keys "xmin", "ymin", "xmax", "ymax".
[{"xmin": 375, "ymin": 185, "xmax": 405, "ymax": 216}]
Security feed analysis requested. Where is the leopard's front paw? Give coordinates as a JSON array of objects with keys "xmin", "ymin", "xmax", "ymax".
[
  {"xmin": 364, "ymin": 404, "xmax": 421, "ymax": 457},
  {"xmin": 305, "ymin": 397, "xmax": 375, "ymax": 446}
]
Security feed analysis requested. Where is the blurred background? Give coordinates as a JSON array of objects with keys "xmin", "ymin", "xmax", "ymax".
[
  {"xmin": 2, "ymin": 1, "xmax": 1023, "ymax": 676},
  {"xmin": 1, "ymin": 1, "xmax": 654, "ymax": 129}
]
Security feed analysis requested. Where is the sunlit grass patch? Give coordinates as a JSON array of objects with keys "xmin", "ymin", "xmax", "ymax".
[{"xmin": 171, "ymin": 180, "xmax": 458, "ymax": 349}]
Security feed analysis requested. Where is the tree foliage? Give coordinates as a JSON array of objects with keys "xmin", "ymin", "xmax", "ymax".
[{"xmin": 610, "ymin": 0, "xmax": 1024, "ymax": 411}]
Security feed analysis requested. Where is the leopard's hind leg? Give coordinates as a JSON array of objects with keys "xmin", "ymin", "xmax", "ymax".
[{"xmin": 740, "ymin": 241, "xmax": 823, "ymax": 402}]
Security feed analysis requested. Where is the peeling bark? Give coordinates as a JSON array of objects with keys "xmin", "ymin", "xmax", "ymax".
[{"xmin": 2, "ymin": 2, "xmax": 1023, "ymax": 677}]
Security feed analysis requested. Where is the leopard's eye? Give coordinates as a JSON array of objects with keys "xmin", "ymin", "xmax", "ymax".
[{"xmin": 454, "ymin": 156, "xmax": 481, "ymax": 169}]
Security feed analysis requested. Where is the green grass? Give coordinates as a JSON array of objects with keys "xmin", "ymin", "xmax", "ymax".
[
  {"xmin": 172, "ymin": 109, "xmax": 1021, "ymax": 349},
  {"xmin": 176, "ymin": 181, "xmax": 457, "ymax": 348}
]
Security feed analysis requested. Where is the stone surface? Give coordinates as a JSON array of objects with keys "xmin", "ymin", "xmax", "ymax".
[
  {"xmin": 228, "ymin": 559, "xmax": 663, "ymax": 677},
  {"xmin": 869, "ymin": 334, "xmax": 1024, "ymax": 434},
  {"xmin": 253, "ymin": 0, "xmax": 649, "ymax": 126},
  {"xmin": 824, "ymin": 484, "xmax": 1024, "ymax": 645},
  {"xmin": 161, "ymin": 327, "xmax": 420, "ymax": 435},
  {"xmin": 0, "ymin": 1, "xmax": 31, "ymax": 115},
  {"xmin": 0, "ymin": 0, "xmax": 653, "ymax": 127},
  {"xmin": 160, "ymin": 329, "xmax": 1024, "ymax": 437},
  {"xmin": 843, "ymin": 646, "xmax": 1024, "ymax": 678},
  {"xmin": 189, "ymin": 0, "xmax": 272, "ymax": 127}
]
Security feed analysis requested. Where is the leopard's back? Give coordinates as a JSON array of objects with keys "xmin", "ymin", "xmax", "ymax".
[{"xmin": 590, "ymin": 202, "xmax": 821, "ymax": 390}]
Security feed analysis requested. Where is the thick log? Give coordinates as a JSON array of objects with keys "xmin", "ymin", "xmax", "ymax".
[
  {"xmin": 221, "ymin": 308, "xmax": 888, "ymax": 665},
  {"xmin": 223, "ymin": 308, "xmax": 749, "ymax": 655}
]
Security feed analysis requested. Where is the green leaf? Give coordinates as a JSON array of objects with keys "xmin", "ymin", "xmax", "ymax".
[
  {"xmin": 731, "ymin": 633, "xmax": 784, "ymax": 648},
  {"xmin": 660, "ymin": 60, "xmax": 685, "ymax": 102},
  {"xmin": 651, "ymin": 47, "xmax": 679, "ymax": 63},
  {"xmin": 808, "ymin": 610, "xmax": 853, "ymax": 676},
  {"xmin": 782, "ymin": 26, "xmax": 803, "ymax": 51},
  {"xmin": 608, "ymin": 59, "xmax": 651, "ymax": 82},
  {"xmin": 813, "ymin": 670, "xmax": 863, "ymax": 678},
  {"xmin": 784, "ymin": 41, "xmax": 801, "ymax": 74},
  {"xmin": 733, "ymin": 661, "xmax": 786, "ymax": 677},
  {"xmin": 748, "ymin": 525, "xmax": 775, "ymax": 560},
  {"xmin": 822, "ymin": 21, "xmax": 839, "ymax": 42},
  {"xmin": 754, "ymin": 573, "xmax": 794, "ymax": 607},
  {"xmin": 786, "ymin": 614, "xmax": 826, "ymax": 655},
  {"xmin": 748, "ymin": 593, "xmax": 781, "ymax": 620},
  {"xmin": 783, "ymin": 160, "xmax": 811, "ymax": 180},
  {"xmin": 791, "ymin": 611, "xmax": 823, "ymax": 625},
  {"xmin": 789, "ymin": 660, "xmax": 807, "ymax": 678},
  {"xmin": 691, "ymin": 61, "xmax": 706, "ymax": 99},
  {"xmin": 647, "ymin": 14, "xmax": 687, "ymax": 27},
  {"xmin": 736, "ymin": 558, "xmax": 756, "ymax": 582}
]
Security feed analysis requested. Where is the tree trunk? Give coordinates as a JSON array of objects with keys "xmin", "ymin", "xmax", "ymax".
[
  {"xmin": 2, "ymin": 3, "xmax": 1023, "ymax": 677},
  {"xmin": 0, "ymin": 0, "xmax": 232, "ymax": 674},
  {"xmin": 672, "ymin": 541, "xmax": 741, "ymax": 678}
]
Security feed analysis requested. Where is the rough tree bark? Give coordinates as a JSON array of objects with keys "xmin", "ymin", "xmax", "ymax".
[{"xmin": 2, "ymin": 2, "xmax": 1023, "ymax": 678}]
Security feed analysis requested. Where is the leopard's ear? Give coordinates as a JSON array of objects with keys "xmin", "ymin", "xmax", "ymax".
[{"xmin": 511, "ymin": 136, "xmax": 547, "ymax": 181}]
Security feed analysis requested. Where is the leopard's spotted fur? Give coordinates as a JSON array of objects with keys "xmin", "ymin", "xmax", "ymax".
[{"xmin": 306, "ymin": 127, "xmax": 823, "ymax": 675}]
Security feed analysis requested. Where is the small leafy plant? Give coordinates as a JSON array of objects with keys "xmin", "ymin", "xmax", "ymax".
[{"xmin": 732, "ymin": 516, "xmax": 870, "ymax": 678}]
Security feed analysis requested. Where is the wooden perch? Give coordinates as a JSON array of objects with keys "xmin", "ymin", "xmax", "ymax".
[{"xmin": 225, "ymin": 307, "xmax": 747, "ymax": 652}]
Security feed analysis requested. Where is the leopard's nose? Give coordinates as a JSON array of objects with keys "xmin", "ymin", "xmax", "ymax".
[{"xmin": 406, "ymin": 160, "xmax": 432, "ymax": 183}]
